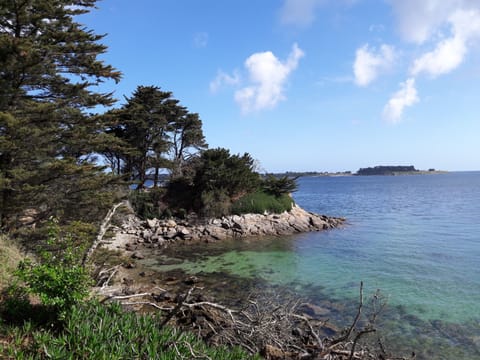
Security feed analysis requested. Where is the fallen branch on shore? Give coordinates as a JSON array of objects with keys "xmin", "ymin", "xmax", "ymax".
[{"xmin": 100, "ymin": 282, "xmax": 413, "ymax": 359}]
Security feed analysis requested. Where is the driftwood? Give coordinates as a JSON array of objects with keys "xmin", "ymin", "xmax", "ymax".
[{"xmin": 100, "ymin": 281, "xmax": 413, "ymax": 360}]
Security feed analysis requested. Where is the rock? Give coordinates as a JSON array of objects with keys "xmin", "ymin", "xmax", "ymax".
[
  {"xmin": 166, "ymin": 219, "xmax": 177, "ymax": 228},
  {"xmin": 177, "ymin": 227, "xmax": 191, "ymax": 239},
  {"xmin": 125, "ymin": 242, "xmax": 136, "ymax": 251},
  {"xmin": 146, "ymin": 218, "xmax": 157, "ymax": 229},
  {"xmin": 164, "ymin": 229, "xmax": 177, "ymax": 239},
  {"xmin": 131, "ymin": 252, "xmax": 145, "ymax": 260},
  {"xmin": 300, "ymin": 303, "xmax": 330, "ymax": 317},
  {"xmin": 184, "ymin": 276, "xmax": 199, "ymax": 285}
]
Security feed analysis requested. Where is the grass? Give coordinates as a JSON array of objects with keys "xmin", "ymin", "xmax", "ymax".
[
  {"xmin": 231, "ymin": 190, "xmax": 294, "ymax": 215},
  {"xmin": 0, "ymin": 301, "xmax": 258, "ymax": 359}
]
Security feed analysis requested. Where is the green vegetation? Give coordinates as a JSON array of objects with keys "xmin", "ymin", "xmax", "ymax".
[
  {"xmin": 0, "ymin": 301, "xmax": 257, "ymax": 359},
  {"xmin": 0, "ymin": 1, "xmax": 299, "ymax": 358},
  {"xmin": 356, "ymin": 165, "xmax": 417, "ymax": 176},
  {"xmin": 102, "ymin": 85, "xmax": 207, "ymax": 187},
  {"xmin": 232, "ymin": 191, "xmax": 294, "ymax": 215},
  {"xmin": 14, "ymin": 219, "xmax": 91, "ymax": 317},
  {"xmin": 132, "ymin": 149, "xmax": 299, "ymax": 219}
]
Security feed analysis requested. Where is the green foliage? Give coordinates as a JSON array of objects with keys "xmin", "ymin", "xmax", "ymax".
[
  {"xmin": 0, "ymin": 301, "xmax": 258, "ymax": 359},
  {"xmin": 102, "ymin": 86, "xmax": 207, "ymax": 187},
  {"xmin": 14, "ymin": 219, "xmax": 91, "ymax": 316},
  {"xmin": 262, "ymin": 174, "xmax": 298, "ymax": 197},
  {"xmin": 161, "ymin": 148, "xmax": 262, "ymax": 218},
  {"xmin": 129, "ymin": 188, "xmax": 167, "ymax": 219},
  {"xmin": 232, "ymin": 191, "xmax": 294, "ymax": 215},
  {"xmin": 0, "ymin": 0, "xmax": 123, "ymax": 229},
  {"xmin": 193, "ymin": 148, "xmax": 260, "ymax": 199},
  {"xmin": 199, "ymin": 189, "xmax": 232, "ymax": 218}
]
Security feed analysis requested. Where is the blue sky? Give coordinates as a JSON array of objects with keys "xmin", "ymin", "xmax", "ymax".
[{"xmin": 81, "ymin": 0, "xmax": 480, "ymax": 172}]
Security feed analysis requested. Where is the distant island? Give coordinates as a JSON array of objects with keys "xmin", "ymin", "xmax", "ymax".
[
  {"xmin": 355, "ymin": 165, "xmax": 446, "ymax": 176},
  {"xmin": 273, "ymin": 166, "xmax": 447, "ymax": 178}
]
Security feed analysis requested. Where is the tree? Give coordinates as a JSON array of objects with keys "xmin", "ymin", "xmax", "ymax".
[
  {"xmin": 262, "ymin": 174, "xmax": 298, "ymax": 197},
  {"xmin": 114, "ymin": 86, "xmax": 174, "ymax": 189},
  {"xmin": 102, "ymin": 86, "xmax": 207, "ymax": 187},
  {"xmin": 0, "ymin": 0, "xmax": 122, "ymax": 228},
  {"xmin": 170, "ymin": 112, "xmax": 207, "ymax": 179},
  {"xmin": 191, "ymin": 148, "xmax": 260, "ymax": 216}
]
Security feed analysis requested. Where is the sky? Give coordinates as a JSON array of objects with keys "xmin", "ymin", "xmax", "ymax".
[{"xmin": 81, "ymin": 0, "xmax": 480, "ymax": 172}]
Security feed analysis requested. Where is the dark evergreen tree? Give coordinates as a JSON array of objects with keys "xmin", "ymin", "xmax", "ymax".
[
  {"xmin": 192, "ymin": 148, "xmax": 260, "ymax": 215},
  {"xmin": 0, "ymin": 0, "xmax": 122, "ymax": 228},
  {"xmin": 102, "ymin": 86, "xmax": 207, "ymax": 188}
]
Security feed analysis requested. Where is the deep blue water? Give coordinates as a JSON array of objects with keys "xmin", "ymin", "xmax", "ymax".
[{"xmin": 146, "ymin": 172, "xmax": 480, "ymax": 358}]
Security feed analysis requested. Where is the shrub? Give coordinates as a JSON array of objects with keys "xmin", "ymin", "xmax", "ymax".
[
  {"xmin": 14, "ymin": 218, "xmax": 91, "ymax": 318},
  {"xmin": 129, "ymin": 187, "xmax": 166, "ymax": 219},
  {"xmin": 199, "ymin": 189, "xmax": 232, "ymax": 218},
  {"xmin": 231, "ymin": 191, "xmax": 294, "ymax": 215}
]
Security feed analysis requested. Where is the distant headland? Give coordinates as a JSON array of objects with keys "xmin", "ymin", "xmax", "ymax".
[
  {"xmin": 274, "ymin": 166, "xmax": 447, "ymax": 178},
  {"xmin": 355, "ymin": 165, "xmax": 447, "ymax": 176}
]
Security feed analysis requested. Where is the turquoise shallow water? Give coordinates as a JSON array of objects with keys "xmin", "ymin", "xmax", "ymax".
[{"xmin": 144, "ymin": 172, "xmax": 480, "ymax": 358}]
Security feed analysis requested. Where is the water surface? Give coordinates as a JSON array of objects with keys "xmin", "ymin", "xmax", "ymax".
[{"xmin": 143, "ymin": 172, "xmax": 480, "ymax": 359}]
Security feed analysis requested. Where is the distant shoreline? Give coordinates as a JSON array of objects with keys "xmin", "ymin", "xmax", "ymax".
[
  {"xmin": 274, "ymin": 166, "xmax": 448, "ymax": 178},
  {"xmin": 273, "ymin": 170, "xmax": 450, "ymax": 178}
]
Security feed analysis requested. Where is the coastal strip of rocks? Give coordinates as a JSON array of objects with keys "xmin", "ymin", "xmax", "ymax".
[{"xmin": 106, "ymin": 204, "xmax": 345, "ymax": 253}]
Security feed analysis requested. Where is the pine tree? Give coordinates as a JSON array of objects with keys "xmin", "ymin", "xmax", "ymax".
[
  {"xmin": 0, "ymin": 0, "xmax": 122, "ymax": 228},
  {"xmin": 102, "ymin": 86, "xmax": 207, "ymax": 188}
]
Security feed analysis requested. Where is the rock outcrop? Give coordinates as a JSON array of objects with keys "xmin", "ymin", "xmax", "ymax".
[{"xmin": 107, "ymin": 205, "xmax": 345, "ymax": 250}]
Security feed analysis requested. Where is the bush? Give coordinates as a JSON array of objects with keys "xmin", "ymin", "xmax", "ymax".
[
  {"xmin": 129, "ymin": 187, "xmax": 167, "ymax": 219},
  {"xmin": 14, "ymin": 218, "xmax": 91, "ymax": 318},
  {"xmin": 199, "ymin": 189, "xmax": 232, "ymax": 218},
  {"xmin": 231, "ymin": 191, "xmax": 294, "ymax": 215}
]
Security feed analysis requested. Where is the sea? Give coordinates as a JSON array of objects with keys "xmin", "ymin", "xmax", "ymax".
[{"xmin": 143, "ymin": 172, "xmax": 480, "ymax": 359}]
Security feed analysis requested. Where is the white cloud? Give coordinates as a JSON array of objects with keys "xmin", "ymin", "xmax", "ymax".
[
  {"xmin": 410, "ymin": 35, "xmax": 466, "ymax": 77},
  {"xmin": 234, "ymin": 43, "xmax": 305, "ymax": 113},
  {"xmin": 411, "ymin": 9, "xmax": 480, "ymax": 77},
  {"xmin": 382, "ymin": 78, "xmax": 419, "ymax": 124},
  {"xmin": 279, "ymin": 0, "xmax": 323, "ymax": 27},
  {"xmin": 389, "ymin": 0, "xmax": 459, "ymax": 44},
  {"xmin": 209, "ymin": 70, "xmax": 240, "ymax": 93},
  {"xmin": 353, "ymin": 44, "xmax": 396, "ymax": 86}
]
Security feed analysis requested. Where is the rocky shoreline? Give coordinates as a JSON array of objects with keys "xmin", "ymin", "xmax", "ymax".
[{"xmin": 105, "ymin": 204, "xmax": 345, "ymax": 253}]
